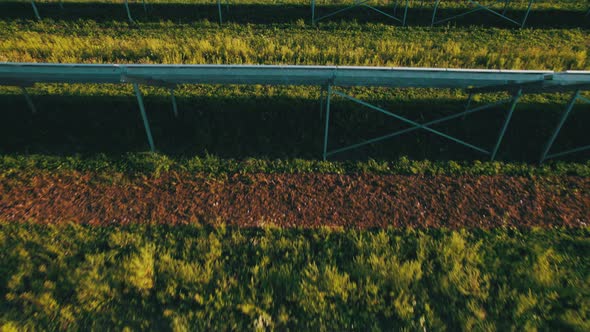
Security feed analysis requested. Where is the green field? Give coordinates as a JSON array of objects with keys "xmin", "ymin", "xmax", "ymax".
[
  {"xmin": 1, "ymin": 224, "xmax": 589, "ymax": 330},
  {"xmin": 1, "ymin": 0, "xmax": 590, "ymax": 329}
]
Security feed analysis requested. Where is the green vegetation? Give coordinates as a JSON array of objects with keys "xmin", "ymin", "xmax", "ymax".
[
  {"xmin": 0, "ymin": 223, "xmax": 588, "ymax": 330},
  {"xmin": 3, "ymin": 0, "xmax": 586, "ymax": 9},
  {"xmin": 2, "ymin": 153, "xmax": 590, "ymax": 177},
  {"xmin": 1, "ymin": 1, "xmax": 589, "ymax": 330},
  {"xmin": 1, "ymin": 21, "xmax": 588, "ymax": 70}
]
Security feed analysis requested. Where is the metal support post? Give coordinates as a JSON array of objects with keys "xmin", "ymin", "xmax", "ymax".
[
  {"xmin": 59, "ymin": 0, "xmax": 63, "ymax": 10},
  {"xmin": 170, "ymin": 88, "xmax": 179, "ymax": 118},
  {"xmin": 30, "ymin": 0, "xmax": 41, "ymax": 20},
  {"xmin": 402, "ymin": 0, "xmax": 409, "ymax": 26},
  {"xmin": 322, "ymin": 85, "xmax": 332, "ymax": 161},
  {"xmin": 320, "ymin": 86, "xmax": 326, "ymax": 120},
  {"xmin": 431, "ymin": 0, "xmax": 440, "ymax": 26},
  {"xmin": 490, "ymin": 89, "xmax": 522, "ymax": 161},
  {"xmin": 133, "ymin": 84, "xmax": 156, "ymax": 152},
  {"xmin": 218, "ymin": 0, "xmax": 223, "ymax": 25},
  {"xmin": 124, "ymin": 0, "xmax": 135, "ymax": 23},
  {"xmin": 539, "ymin": 90, "xmax": 583, "ymax": 163},
  {"xmin": 142, "ymin": 0, "xmax": 147, "ymax": 13},
  {"xmin": 462, "ymin": 93, "xmax": 473, "ymax": 120},
  {"xmin": 521, "ymin": 0, "xmax": 534, "ymax": 28},
  {"xmin": 21, "ymin": 87, "xmax": 37, "ymax": 114},
  {"xmin": 311, "ymin": 0, "xmax": 315, "ymax": 23}
]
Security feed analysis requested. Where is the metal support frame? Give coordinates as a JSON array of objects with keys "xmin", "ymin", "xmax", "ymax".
[
  {"xmin": 312, "ymin": 0, "xmax": 410, "ymax": 26},
  {"xmin": 124, "ymin": 0, "xmax": 148, "ymax": 24},
  {"xmin": 124, "ymin": 0, "xmax": 135, "ymax": 23},
  {"xmin": 133, "ymin": 83, "xmax": 156, "ymax": 152},
  {"xmin": 431, "ymin": 0, "xmax": 534, "ymax": 28},
  {"xmin": 321, "ymin": 87, "xmax": 522, "ymax": 161},
  {"xmin": 30, "ymin": 0, "xmax": 41, "ymax": 20},
  {"xmin": 540, "ymin": 90, "xmax": 590, "ymax": 163},
  {"xmin": 30, "ymin": 0, "xmax": 65, "ymax": 20},
  {"xmin": 20, "ymin": 87, "xmax": 37, "ymax": 114},
  {"xmin": 169, "ymin": 87, "xmax": 179, "ymax": 118}
]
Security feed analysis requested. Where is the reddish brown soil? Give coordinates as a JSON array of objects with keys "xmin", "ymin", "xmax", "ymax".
[{"xmin": 0, "ymin": 172, "xmax": 588, "ymax": 228}]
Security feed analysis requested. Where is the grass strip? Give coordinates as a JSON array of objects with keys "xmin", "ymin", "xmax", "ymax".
[
  {"xmin": 2, "ymin": 153, "xmax": 590, "ymax": 176},
  {"xmin": 0, "ymin": 223, "xmax": 588, "ymax": 330},
  {"xmin": 1, "ymin": 21, "xmax": 588, "ymax": 70}
]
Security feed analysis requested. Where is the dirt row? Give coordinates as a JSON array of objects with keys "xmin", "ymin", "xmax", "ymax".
[{"xmin": 0, "ymin": 172, "xmax": 588, "ymax": 228}]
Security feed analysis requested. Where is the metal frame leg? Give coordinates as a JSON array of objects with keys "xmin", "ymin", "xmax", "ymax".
[
  {"xmin": 322, "ymin": 85, "xmax": 332, "ymax": 161},
  {"xmin": 539, "ymin": 90, "xmax": 589, "ymax": 163},
  {"xmin": 319, "ymin": 86, "xmax": 326, "ymax": 120},
  {"xmin": 142, "ymin": 0, "xmax": 147, "ymax": 13},
  {"xmin": 462, "ymin": 93, "xmax": 473, "ymax": 120},
  {"xmin": 21, "ymin": 87, "xmax": 37, "ymax": 114},
  {"xmin": 490, "ymin": 89, "xmax": 522, "ymax": 161},
  {"xmin": 218, "ymin": 0, "xmax": 223, "ymax": 25},
  {"xmin": 30, "ymin": 0, "xmax": 41, "ymax": 20},
  {"xmin": 133, "ymin": 84, "xmax": 156, "ymax": 152},
  {"xmin": 124, "ymin": 0, "xmax": 135, "ymax": 23},
  {"xmin": 431, "ymin": 0, "xmax": 440, "ymax": 26},
  {"xmin": 170, "ymin": 88, "xmax": 179, "ymax": 118},
  {"xmin": 521, "ymin": 0, "xmax": 534, "ymax": 28}
]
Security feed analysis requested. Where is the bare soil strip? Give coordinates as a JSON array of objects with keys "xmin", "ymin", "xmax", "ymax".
[{"xmin": 1, "ymin": 172, "xmax": 588, "ymax": 228}]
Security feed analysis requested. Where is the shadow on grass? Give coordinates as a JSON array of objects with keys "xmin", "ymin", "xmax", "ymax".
[
  {"xmin": 1, "ymin": 92, "xmax": 589, "ymax": 162},
  {"xmin": 0, "ymin": 2, "xmax": 588, "ymax": 28}
]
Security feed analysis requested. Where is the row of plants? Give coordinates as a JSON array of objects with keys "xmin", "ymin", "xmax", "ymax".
[
  {"xmin": 2, "ymin": 153, "xmax": 590, "ymax": 177},
  {"xmin": 3, "ymin": 0, "xmax": 582, "ymax": 9},
  {"xmin": 1, "ymin": 223, "xmax": 588, "ymax": 330},
  {"xmin": 1, "ymin": 20, "xmax": 587, "ymax": 69}
]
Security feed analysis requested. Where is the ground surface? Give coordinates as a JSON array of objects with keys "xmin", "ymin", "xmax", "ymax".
[
  {"xmin": 1, "ymin": 0, "xmax": 590, "ymax": 330},
  {"xmin": 2, "ymin": 171, "xmax": 589, "ymax": 228}
]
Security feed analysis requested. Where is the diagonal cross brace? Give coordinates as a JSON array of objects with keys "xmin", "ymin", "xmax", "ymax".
[
  {"xmin": 432, "ymin": 0, "xmax": 534, "ymax": 28},
  {"xmin": 312, "ymin": 0, "xmax": 409, "ymax": 25},
  {"xmin": 322, "ymin": 88, "xmax": 522, "ymax": 161},
  {"xmin": 133, "ymin": 83, "xmax": 156, "ymax": 152},
  {"xmin": 540, "ymin": 90, "xmax": 590, "ymax": 163}
]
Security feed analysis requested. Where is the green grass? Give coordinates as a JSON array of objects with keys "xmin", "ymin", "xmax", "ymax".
[
  {"xmin": 1, "ymin": 21, "xmax": 588, "ymax": 70},
  {"xmin": 2, "ymin": 153, "xmax": 590, "ymax": 177},
  {"xmin": 1, "ymin": 223, "xmax": 588, "ymax": 330}
]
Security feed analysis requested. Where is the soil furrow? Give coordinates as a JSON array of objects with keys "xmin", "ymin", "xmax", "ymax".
[{"xmin": 1, "ymin": 172, "xmax": 588, "ymax": 228}]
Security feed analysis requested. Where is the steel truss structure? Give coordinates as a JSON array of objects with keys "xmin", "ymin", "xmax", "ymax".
[
  {"xmin": 431, "ymin": 0, "xmax": 534, "ymax": 28},
  {"xmin": 311, "ymin": 0, "xmax": 411, "ymax": 25},
  {"xmin": 24, "ymin": 1, "xmax": 590, "ymax": 27},
  {"xmin": 1, "ymin": 62, "xmax": 589, "ymax": 162},
  {"xmin": 29, "ymin": 0, "xmax": 228, "ymax": 24}
]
